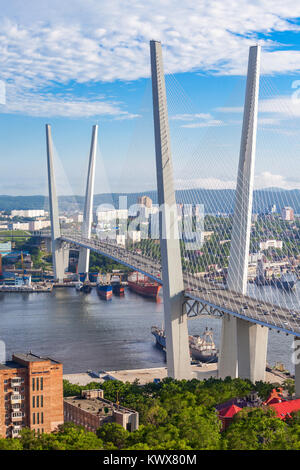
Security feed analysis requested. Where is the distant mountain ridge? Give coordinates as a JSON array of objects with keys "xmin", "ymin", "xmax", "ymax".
[{"xmin": 0, "ymin": 188, "xmax": 300, "ymax": 214}]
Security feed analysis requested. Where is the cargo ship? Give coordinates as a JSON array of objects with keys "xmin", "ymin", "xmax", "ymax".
[
  {"xmin": 151, "ymin": 326, "xmax": 218, "ymax": 363},
  {"xmin": 97, "ymin": 283, "xmax": 113, "ymax": 300},
  {"xmin": 128, "ymin": 272, "xmax": 161, "ymax": 299}
]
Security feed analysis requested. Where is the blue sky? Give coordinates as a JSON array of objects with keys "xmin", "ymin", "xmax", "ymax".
[{"xmin": 1, "ymin": 1, "xmax": 300, "ymax": 195}]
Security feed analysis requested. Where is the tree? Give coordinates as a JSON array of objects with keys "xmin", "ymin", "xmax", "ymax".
[
  {"xmin": 223, "ymin": 407, "xmax": 294, "ymax": 450},
  {"xmin": 96, "ymin": 423, "xmax": 129, "ymax": 449}
]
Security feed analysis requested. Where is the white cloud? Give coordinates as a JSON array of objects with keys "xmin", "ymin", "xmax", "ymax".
[
  {"xmin": 181, "ymin": 119, "xmax": 223, "ymax": 128},
  {"xmin": 254, "ymin": 171, "xmax": 300, "ymax": 189},
  {"xmin": 170, "ymin": 113, "xmax": 212, "ymax": 121},
  {"xmin": 1, "ymin": 1, "xmax": 300, "ymax": 117},
  {"xmin": 175, "ymin": 172, "xmax": 300, "ymax": 191},
  {"xmin": 170, "ymin": 112, "xmax": 223, "ymax": 128}
]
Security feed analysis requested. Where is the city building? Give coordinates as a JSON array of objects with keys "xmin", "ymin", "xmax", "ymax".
[
  {"xmin": 72, "ymin": 213, "xmax": 84, "ymax": 223},
  {"xmin": 0, "ymin": 352, "xmax": 63, "ymax": 438},
  {"xmin": 28, "ymin": 220, "xmax": 51, "ymax": 231},
  {"xmin": 127, "ymin": 230, "xmax": 141, "ymax": 243},
  {"xmin": 64, "ymin": 389, "xmax": 139, "ymax": 433},
  {"xmin": 259, "ymin": 240, "xmax": 283, "ymax": 251},
  {"xmin": 11, "ymin": 210, "xmax": 46, "ymax": 218},
  {"xmin": 8, "ymin": 222, "xmax": 30, "ymax": 231},
  {"xmin": 137, "ymin": 195, "xmax": 152, "ymax": 208},
  {"xmin": 97, "ymin": 207, "xmax": 128, "ymax": 225},
  {"xmin": 281, "ymin": 206, "xmax": 294, "ymax": 221}
]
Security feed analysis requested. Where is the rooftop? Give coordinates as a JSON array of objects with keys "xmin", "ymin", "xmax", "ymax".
[
  {"xmin": 12, "ymin": 352, "xmax": 61, "ymax": 365},
  {"xmin": 64, "ymin": 390, "xmax": 137, "ymax": 417},
  {"xmin": 0, "ymin": 352, "xmax": 61, "ymax": 370},
  {"xmin": 0, "ymin": 361, "xmax": 26, "ymax": 371}
]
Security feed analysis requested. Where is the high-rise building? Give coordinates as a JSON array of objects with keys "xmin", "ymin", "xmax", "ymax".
[
  {"xmin": 281, "ymin": 206, "xmax": 294, "ymax": 221},
  {"xmin": 0, "ymin": 353, "xmax": 63, "ymax": 438}
]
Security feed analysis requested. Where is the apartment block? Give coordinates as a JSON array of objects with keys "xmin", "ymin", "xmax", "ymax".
[{"xmin": 0, "ymin": 353, "xmax": 63, "ymax": 438}]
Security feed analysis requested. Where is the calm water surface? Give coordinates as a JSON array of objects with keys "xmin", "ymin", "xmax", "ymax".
[{"xmin": 0, "ymin": 287, "xmax": 296, "ymax": 374}]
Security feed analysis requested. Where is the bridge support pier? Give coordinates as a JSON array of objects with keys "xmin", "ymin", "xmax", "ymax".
[
  {"xmin": 150, "ymin": 40, "xmax": 191, "ymax": 380},
  {"xmin": 46, "ymin": 124, "xmax": 65, "ymax": 282},
  {"xmin": 218, "ymin": 314, "xmax": 238, "ymax": 379},
  {"xmin": 237, "ymin": 320, "xmax": 268, "ymax": 382},
  {"xmin": 78, "ymin": 125, "xmax": 98, "ymax": 276}
]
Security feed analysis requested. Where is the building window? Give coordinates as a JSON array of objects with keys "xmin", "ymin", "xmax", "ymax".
[
  {"xmin": 41, "ymin": 412, "xmax": 44, "ymax": 424},
  {"xmin": 33, "ymin": 413, "xmax": 35, "ymax": 425},
  {"xmin": 40, "ymin": 378, "xmax": 43, "ymax": 391},
  {"xmin": 41, "ymin": 395, "xmax": 43, "ymax": 408},
  {"xmin": 36, "ymin": 378, "xmax": 39, "ymax": 391},
  {"xmin": 32, "ymin": 378, "xmax": 35, "ymax": 391},
  {"xmin": 32, "ymin": 396, "xmax": 35, "ymax": 408},
  {"xmin": 37, "ymin": 412, "xmax": 40, "ymax": 425},
  {"xmin": 36, "ymin": 396, "xmax": 39, "ymax": 408}
]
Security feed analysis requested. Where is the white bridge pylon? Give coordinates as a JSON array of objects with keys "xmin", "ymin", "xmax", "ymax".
[
  {"xmin": 78, "ymin": 125, "xmax": 98, "ymax": 276},
  {"xmin": 218, "ymin": 45, "xmax": 269, "ymax": 383},
  {"xmin": 46, "ymin": 124, "xmax": 98, "ymax": 282}
]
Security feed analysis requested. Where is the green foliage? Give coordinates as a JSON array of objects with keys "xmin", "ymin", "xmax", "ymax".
[
  {"xmin": 223, "ymin": 407, "xmax": 297, "ymax": 450},
  {"xmin": 4, "ymin": 376, "xmax": 300, "ymax": 450},
  {"xmin": 97, "ymin": 423, "xmax": 129, "ymax": 449},
  {"xmin": 282, "ymin": 378, "xmax": 295, "ymax": 396}
]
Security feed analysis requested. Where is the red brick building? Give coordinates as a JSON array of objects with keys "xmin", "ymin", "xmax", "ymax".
[
  {"xmin": 0, "ymin": 352, "xmax": 63, "ymax": 438},
  {"xmin": 64, "ymin": 389, "xmax": 139, "ymax": 433}
]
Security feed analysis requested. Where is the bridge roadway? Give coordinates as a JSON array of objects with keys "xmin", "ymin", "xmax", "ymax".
[{"xmin": 41, "ymin": 230, "xmax": 300, "ymax": 338}]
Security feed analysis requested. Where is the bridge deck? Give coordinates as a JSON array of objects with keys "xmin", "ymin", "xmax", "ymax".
[{"xmin": 39, "ymin": 230, "xmax": 300, "ymax": 337}]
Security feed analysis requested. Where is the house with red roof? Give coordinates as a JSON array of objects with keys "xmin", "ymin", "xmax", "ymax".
[
  {"xmin": 269, "ymin": 399, "xmax": 300, "ymax": 420},
  {"xmin": 216, "ymin": 388, "xmax": 298, "ymax": 430},
  {"xmin": 218, "ymin": 404, "xmax": 243, "ymax": 430}
]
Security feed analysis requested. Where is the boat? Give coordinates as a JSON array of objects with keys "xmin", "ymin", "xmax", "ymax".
[
  {"xmin": 255, "ymin": 257, "xmax": 297, "ymax": 291},
  {"xmin": 270, "ymin": 272, "xmax": 297, "ymax": 291},
  {"xmin": 128, "ymin": 272, "xmax": 161, "ymax": 299},
  {"xmin": 75, "ymin": 281, "xmax": 83, "ymax": 291},
  {"xmin": 111, "ymin": 275, "xmax": 125, "ymax": 296},
  {"xmin": 112, "ymin": 283, "xmax": 125, "ymax": 296},
  {"xmin": 96, "ymin": 273, "xmax": 113, "ymax": 300},
  {"xmin": 82, "ymin": 282, "xmax": 92, "ymax": 294},
  {"xmin": 97, "ymin": 283, "xmax": 112, "ymax": 300},
  {"xmin": 151, "ymin": 326, "xmax": 218, "ymax": 363}
]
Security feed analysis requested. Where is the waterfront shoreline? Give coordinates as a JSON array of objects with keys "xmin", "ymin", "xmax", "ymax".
[{"xmin": 64, "ymin": 364, "xmax": 291, "ymax": 386}]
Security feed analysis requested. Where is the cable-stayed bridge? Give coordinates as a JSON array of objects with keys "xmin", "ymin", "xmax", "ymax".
[{"xmin": 39, "ymin": 40, "xmax": 300, "ymax": 394}]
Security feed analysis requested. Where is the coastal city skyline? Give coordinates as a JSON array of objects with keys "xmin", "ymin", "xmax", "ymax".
[{"xmin": 2, "ymin": 0, "xmax": 300, "ymax": 454}]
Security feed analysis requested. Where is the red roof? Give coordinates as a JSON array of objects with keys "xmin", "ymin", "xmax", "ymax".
[
  {"xmin": 264, "ymin": 388, "xmax": 285, "ymax": 406},
  {"xmin": 218, "ymin": 404, "xmax": 242, "ymax": 418},
  {"xmin": 269, "ymin": 399, "xmax": 300, "ymax": 419}
]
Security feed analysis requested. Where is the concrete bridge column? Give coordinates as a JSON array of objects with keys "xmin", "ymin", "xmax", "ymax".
[
  {"xmin": 219, "ymin": 46, "xmax": 265, "ymax": 381},
  {"xmin": 78, "ymin": 125, "xmax": 98, "ymax": 275},
  {"xmin": 46, "ymin": 124, "xmax": 65, "ymax": 282},
  {"xmin": 218, "ymin": 314, "xmax": 238, "ymax": 379},
  {"xmin": 237, "ymin": 319, "xmax": 268, "ymax": 382},
  {"xmin": 150, "ymin": 40, "xmax": 191, "ymax": 380}
]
